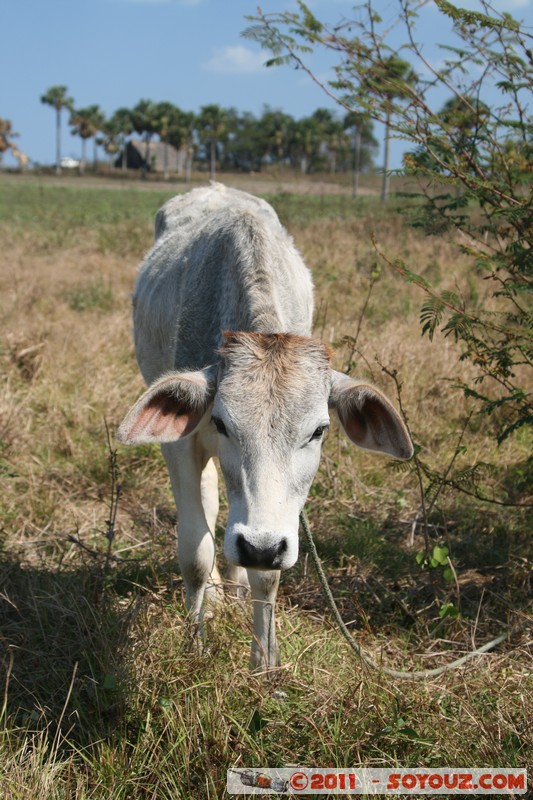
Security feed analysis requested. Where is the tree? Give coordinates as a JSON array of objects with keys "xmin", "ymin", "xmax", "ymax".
[
  {"xmin": 0, "ymin": 120, "xmax": 28, "ymax": 171},
  {"xmin": 0, "ymin": 117, "xmax": 16, "ymax": 156},
  {"xmin": 110, "ymin": 108, "xmax": 134, "ymax": 172},
  {"xmin": 409, "ymin": 96, "xmax": 491, "ymax": 188},
  {"xmin": 98, "ymin": 114, "xmax": 122, "ymax": 172},
  {"xmin": 88, "ymin": 105, "xmax": 105, "ymax": 170},
  {"xmin": 70, "ymin": 105, "xmax": 104, "ymax": 173},
  {"xmin": 288, "ymin": 115, "xmax": 321, "ymax": 174},
  {"xmin": 343, "ymin": 111, "xmax": 377, "ymax": 197},
  {"xmin": 131, "ymin": 99, "xmax": 158, "ymax": 176},
  {"xmin": 217, "ymin": 108, "xmax": 239, "ymax": 171},
  {"xmin": 40, "ymin": 85, "xmax": 74, "ymax": 174},
  {"xmin": 363, "ymin": 56, "xmax": 416, "ymax": 202},
  {"xmin": 306, "ymin": 108, "xmax": 339, "ymax": 173},
  {"xmin": 196, "ymin": 104, "xmax": 229, "ymax": 179},
  {"xmin": 439, "ymin": 96, "xmax": 491, "ymax": 153},
  {"xmin": 153, "ymin": 101, "xmax": 173, "ymax": 180},
  {"xmin": 153, "ymin": 101, "xmax": 183, "ymax": 180},
  {"xmin": 224, "ymin": 110, "xmax": 263, "ymax": 171},
  {"xmin": 258, "ymin": 106, "xmax": 293, "ymax": 165},
  {"xmin": 167, "ymin": 109, "xmax": 196, "ymax": 181},
  {"xmin": 69, "ymin": 108, "xmax": 92, "ymax": 174},
  {"xmin": 245, "ymin": 1, "xmax": 533, "ymax": 475}
]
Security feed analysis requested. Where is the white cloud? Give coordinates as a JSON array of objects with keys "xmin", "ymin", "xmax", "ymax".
[{"xmin": 203, "ymin": 45, "xmax": 267, "ymax": 75}]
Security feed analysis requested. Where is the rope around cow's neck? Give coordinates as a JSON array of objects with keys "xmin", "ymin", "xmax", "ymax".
[{"xmin": 299, "ymin": 510, "xmax": 530, "ymax": 681}]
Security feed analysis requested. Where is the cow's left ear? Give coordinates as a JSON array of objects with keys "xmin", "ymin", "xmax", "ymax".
[
  {"xmin": 117, "ymin": 367, "xmax": 215, "ymax": 444},
  {"xmin": 329, "ymin": 371, "xmax": 413, "ymax": 459}
]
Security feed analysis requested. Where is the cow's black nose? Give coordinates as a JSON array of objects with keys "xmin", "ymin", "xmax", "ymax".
[{"xmin": 236, "ymin": 535, "xmax": 287, "ymax": 570}]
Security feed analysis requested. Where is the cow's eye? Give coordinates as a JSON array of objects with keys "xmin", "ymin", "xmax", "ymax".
[
  {"xmin": 310, "ymin": 425, "xmax": 328, "ymax": 442},
  {"xmin": 212, "ymin": 416, "xmax": 228, "ymax": 437}
]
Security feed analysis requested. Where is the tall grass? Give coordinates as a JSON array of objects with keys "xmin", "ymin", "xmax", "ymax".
[{"xmin": 0, "ymin": 174, "xmax": 530, "ymax": 799}]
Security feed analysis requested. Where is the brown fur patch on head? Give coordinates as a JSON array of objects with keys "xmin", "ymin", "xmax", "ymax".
[
  {"xmin": 218, "ymin": 332, "xmax": 332, "ymax": 413},
  {"xmin": 220, "ymin": 331, "xmax": 331, "ymax": 372}
]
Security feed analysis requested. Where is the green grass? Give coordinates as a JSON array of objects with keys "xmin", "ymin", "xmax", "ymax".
[
  {"xmin": 0, "ymin": 176, "xmax": 175, "ymax": 259},
  {"xmin": 0, "ymin": 174, "xmax": 530, "ymax": 799},
  {"xmin": 0, "ymin": 178, "xmax": 174, "ymax": 229},
  {"xmin": 263, "ymin": 190, "xmax": 382, "ymax": 226}
]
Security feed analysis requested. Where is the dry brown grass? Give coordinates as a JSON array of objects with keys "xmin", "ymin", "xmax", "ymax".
[{"xmin": 0, "ymin": 174, "xmax": 530, "ymax": 799}]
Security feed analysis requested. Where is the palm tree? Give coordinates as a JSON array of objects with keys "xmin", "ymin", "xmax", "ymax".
[
  {"xmin": 153, "ymin": 101, "xmax": 180, "ymax": 180},
  {"xmin": 439, "ymin": 96, "xmax": 490, "ymax": 171},
  {"xmin": 258, "ymin": 106, "xmax": 293, "ymax": 165},
  {"xmin": 165, "ymin": 109, "xmax": 195, "ymax": 180},
  {"xmin": 407, "ymin": 95, "xmax": 490, "ymax": 198},
  {"xmin": 343, "ymin": 111, "xmax": 377, "ymax": 197},
  {"xmin": 131, "ymin": 99, "xmax": 158, "ymax": 176},
  {"xmin": 40, "ymin": 86, "xmax": 74, "ymax": 174},
  {"xmin": 197, "ymin": 104, "xmax": 229, "ymax": 180},
  {"xmin": 309, "ymin": 108, "xmax": 345, "ymax": 174},
  {"xmin": 98, "ymin": 114, "xmax": 122, "ymax": 172},
  {"xmin": 110, "ymin": 108, "xmax": 134, "ymax": 172},
  {"xmin": 364, "ymin": 57, "xmax": 416, "ymax": 203},
  {"xmin": 88, "ymin": 106, "xmax": 105, "ymax": 170},
  {"xmin": 224, "ymin": 110, "xmax": 265, "ymax": 171},
  {"xmin": 288, "ymin": 116, "xmax": 321, "ymax": 174},
  {"xmin": 69, "ymin": 105, "xmax": 102, "ymax": 174},
  {"xmin": 169, "ymin": 110, "xmax": 196, "ymax": 181}
]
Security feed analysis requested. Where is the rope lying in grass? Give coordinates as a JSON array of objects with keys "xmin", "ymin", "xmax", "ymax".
[{"xmin": 299, "ymin": 510, "xmax": 530, "ymax": 681}]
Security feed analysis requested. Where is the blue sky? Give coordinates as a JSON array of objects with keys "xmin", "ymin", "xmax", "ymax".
[{"xmin": 2, "ymin": 0, "xmax": 532, "ymax": 170}]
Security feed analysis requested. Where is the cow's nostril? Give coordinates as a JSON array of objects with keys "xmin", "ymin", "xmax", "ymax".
[{"xmin": 236, "ymin": 534, "xmax": 288, "ymax": 569}]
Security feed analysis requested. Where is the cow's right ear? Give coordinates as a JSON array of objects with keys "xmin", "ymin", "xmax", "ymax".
[{"xmin": 117, "ymin": 368, "xmax": 215, "ymax": 444}]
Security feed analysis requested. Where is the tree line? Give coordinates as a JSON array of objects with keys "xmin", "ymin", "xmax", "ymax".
[{"xmin": 34, "ymin": 87, "xmax": 378, "ymax": 187}]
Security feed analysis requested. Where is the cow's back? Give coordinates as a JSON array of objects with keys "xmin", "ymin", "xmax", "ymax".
[
  {"xmin": 153, "ymin": 183, "xmax": 280, "ymax": 240},
  {"xmin": 132, "ymin": 184, "xmax": 314, "ymax": 385}
]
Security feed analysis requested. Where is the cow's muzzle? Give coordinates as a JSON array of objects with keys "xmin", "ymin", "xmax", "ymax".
[{"xmin": 235, "ymin": 534, "xmax": 288, "ymax": 570}]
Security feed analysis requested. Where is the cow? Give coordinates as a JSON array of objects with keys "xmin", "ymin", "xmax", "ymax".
[{"xmin": 117, "ymin": 184, "xmax": 413, "ymax": 671}]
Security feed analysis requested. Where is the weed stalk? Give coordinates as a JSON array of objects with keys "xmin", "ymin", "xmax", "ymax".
[{"xmin": 103, "ymin": 420, "xmax": 122, "ymax": 579}]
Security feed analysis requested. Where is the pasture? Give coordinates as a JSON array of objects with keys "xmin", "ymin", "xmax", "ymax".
[{"xmin": 0, "ymin": 173, "xmax": 530, "ymax": 799}]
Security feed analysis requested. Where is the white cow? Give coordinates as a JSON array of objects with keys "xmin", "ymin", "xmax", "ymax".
[{"xmin": 118, "ymin": 184, "xmax": 412, "ymax": 670}]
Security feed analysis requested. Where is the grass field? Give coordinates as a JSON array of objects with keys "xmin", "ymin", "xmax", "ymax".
[{"xmin": 0, "ymin": 173, "xmax": 531, "ymax": 799}]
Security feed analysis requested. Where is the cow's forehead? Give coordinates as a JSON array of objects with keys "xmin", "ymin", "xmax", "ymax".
[{"xmin": 216, "ymin": 331, "xmax": 332, "ymax": 427}]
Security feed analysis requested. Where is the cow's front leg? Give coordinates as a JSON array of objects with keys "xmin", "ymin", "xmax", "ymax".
[
  {"xmin": 200, "ymin": 457, "xmax": 225, "ymax": 610},
  {"xmin": 247, "ymin": 569, "xmax": 281, "ymax": 671},
  {"xmin": 161, "ymin": 440, "xmax": 220, "ymax": 630}
]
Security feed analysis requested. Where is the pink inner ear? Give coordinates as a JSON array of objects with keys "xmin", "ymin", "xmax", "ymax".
[
  {"xmin": 345, "ymin": 397, "xmax": 393, "ymax": 450},
  {"xmin": 127, "ymin": 390, "xmax": 203, "ymax": 442},
  {"xmin": 338, "ymin": 388, "xmax": 413, "ymax": 459},
  {"xmin": 343, "ymin": 407, "xmax": 368, "ymax": 445}
]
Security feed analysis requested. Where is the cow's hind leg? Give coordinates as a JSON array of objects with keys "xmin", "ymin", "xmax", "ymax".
[
  {"xmin": 226, "ymin": 565, "xmax": 250, "ymax": 600},
  {"xmin": 161, "ymin": 440, "xmax": 221, "ymax": 628},
  {"xmin": 247, "ymin": 569, "xmax": 281, "ymax": 671}
]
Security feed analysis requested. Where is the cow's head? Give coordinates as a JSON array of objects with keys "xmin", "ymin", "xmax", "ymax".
[{"xmin": 118, "ymin": 332, "xmax": 413, "ymax": 571}]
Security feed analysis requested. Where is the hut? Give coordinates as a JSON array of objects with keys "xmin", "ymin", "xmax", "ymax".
[{"xmin": 116, "ymin": 139, "xmax": 184, "ymax": 173}]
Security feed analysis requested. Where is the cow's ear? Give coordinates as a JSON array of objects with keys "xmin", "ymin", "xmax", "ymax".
[
  {"xmin": 329, "ymin": 371, "xmax": 413, "ymax": 459},
  {"xmin": 117, "ymin": 368, "xmax": 215, "ymax": 444}
]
